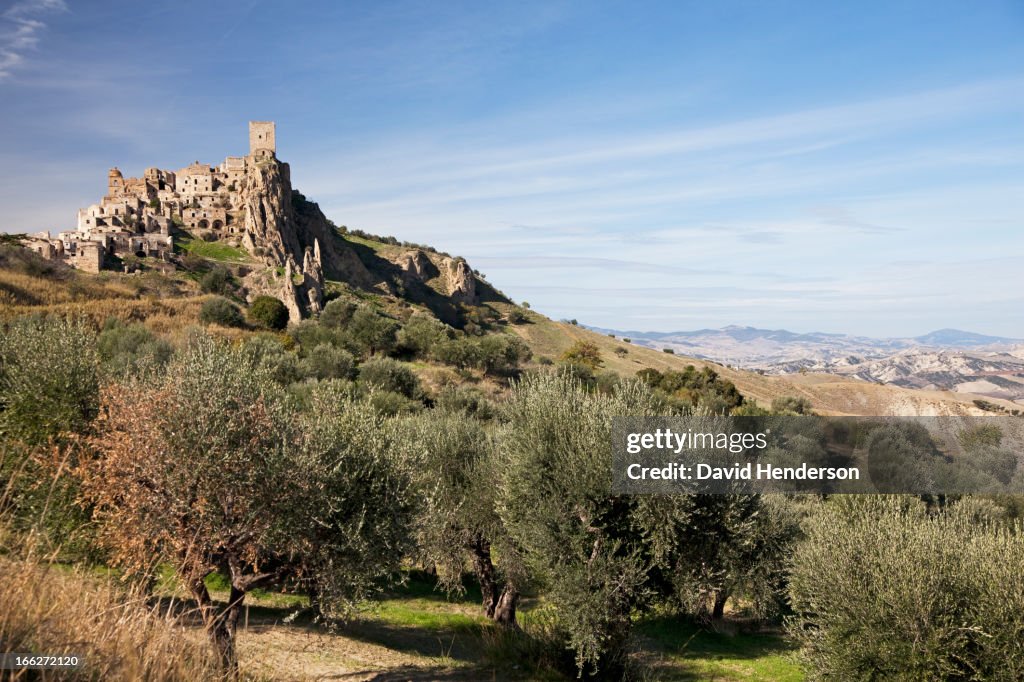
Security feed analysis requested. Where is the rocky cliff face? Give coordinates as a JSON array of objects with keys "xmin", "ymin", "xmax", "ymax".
[
  {"xmin": 237, "ymin": 158, "xmax": 374, "ymax": 318},
  {"xmin": 442, "ymin": 257, "xmax": 477, "ymax": 304}
]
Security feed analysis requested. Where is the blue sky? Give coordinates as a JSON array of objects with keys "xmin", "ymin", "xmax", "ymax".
[{"xmin": 1, "ymin": 0, "xmax": 1022, "ymax": 337}]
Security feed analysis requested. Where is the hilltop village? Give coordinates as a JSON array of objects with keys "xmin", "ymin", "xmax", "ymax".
[
  {"xmin": 26, "ymin": 122, "xmax": 280, "ymax": 273},
  {"xmin": 22, "ymin": 122, "xmax": 336, "ymax": 319}
]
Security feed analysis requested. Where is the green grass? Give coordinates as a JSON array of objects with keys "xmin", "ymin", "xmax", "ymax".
[
  {"xmin": 369, "ymin": 600, "xmax": 484, "ymax": 633},
  {"xmin": 339, "ymin": 233, "xmax": 392, "ymax": 253},
  {"xmin": 636, "ymin": 616, "xmax": 804, "ymax": 681},
  {"xmin": 177, "ymin": 237, "xmax": 249, "ymax": 262}
]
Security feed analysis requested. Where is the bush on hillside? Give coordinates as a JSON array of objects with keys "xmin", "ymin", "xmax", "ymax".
[
  {"xmin": 199, "ymin": 296, "xmax": 245, "ymax": 328},
  {"xmin": 396, "ymin": 313, "xmax": 452, "ymax": 357},
  {"xmin": 249, "ymin": 295, "xmax": 289, "ymax": 330},
  {"xmin": 97, "ymin": 319, "xmax": 173, "ymax": 380},
  {"xmin": 320, "ymin": 299, "xmax": 357, "ymax": 329},
  {"xmin": 199, "ymin": 266, "xmax": 232, "ymax": 295},
  {"xmin": 477, "ymin": 334, "xmax": 532, "ymax": 376},
  {"xmin": 560, "ymin": 340, "xmax": 603, "ymax": 370},
  {"xmin": 432, "ymin": 337, "xmax": 482, "ymax": 369},
  {"xmin": 771, "ymin": 396, "xmax": 814, "ymax": 415},
  {"xmin": 348, "ymin": 308, "xmax": 399, "ymax": 356},
  {"xmin": 300, "ymin": 343, "xmax": 356, "ymax": 381},
  {"xmin": 358, "ymin": 357, "xmax": 420, "ymax": 399}
]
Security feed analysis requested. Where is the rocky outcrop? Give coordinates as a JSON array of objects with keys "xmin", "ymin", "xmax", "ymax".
[
  {"xmin": 443, "ymin": 257, "xmax": 477, "ymax": 304},
  {"xmin": 237, "ymin": 158, "xmax": 373, "ymax": 316},
  {"xmin": 398, "ymin": 249, "xmax": 439, "ymax": 285}
]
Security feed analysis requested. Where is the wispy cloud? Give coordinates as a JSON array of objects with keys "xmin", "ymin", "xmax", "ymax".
[{"xmin": 0, "ymin": 0, "xmax": 65, "ymax": 80}]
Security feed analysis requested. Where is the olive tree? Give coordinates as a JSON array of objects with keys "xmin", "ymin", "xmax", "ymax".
[
  {"xmin": 0, "ymin": 316, "xmax": 99, "ymax": 446},
  {"xmin": 395, "ymin": 410, "xmax": 522, "ymax": 625},
  {"xmin": 0, "ymin": 316, "xmax": 99, "ymax": 554},
  {"xmin": 82, "ymin": 334, "xmax": 414, "ymax": 675},
  {"xmin": 495, "ymin": 372, "xmax": 660, "ymax": 676},
  {"xmin": 291, "ymin": 382, "xmax": 416, "ymax": 618},
  {"xmin": 788, "ymin": 496, "xmax": 1024, "ymax": 680}
]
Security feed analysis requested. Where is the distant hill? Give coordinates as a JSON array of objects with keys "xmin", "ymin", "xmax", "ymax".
[{"xmin": 586, "ymin": 324, "xmax": 1024, "ymax": 404}]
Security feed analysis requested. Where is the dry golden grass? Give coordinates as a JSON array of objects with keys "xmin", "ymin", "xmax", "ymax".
[
  {"xmin": 0, "ymin": 546, "xmax": 219, "ymax": 681},
  {"xmin": 0, "ymin": 268, "xmax": 137, "ymax": 307},
  {"xmin": 0, "ymin": 296, "xmax": 207, "ymax": 329}
]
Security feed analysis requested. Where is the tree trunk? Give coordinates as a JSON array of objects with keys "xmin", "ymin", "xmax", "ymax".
[
  {"xmin": 493, "ymin": 585, "xmax": 519, "ymax": 629},
  {"xmin": 307, "ymin": 583, "xmax": 323, "ymax": 621},
  {"xmin": 468, "ymin": 536, "xmax": 499, "ymax": 618},
  {"xmin": 208, "ymin": 585, "xmax": 245, "ymax": 678},
  {"xmin": 712, "ymin": 590, "xmax": 728, "ymax": 621},
  {"xmin": 188, "ymin": 574, "xmax": 244, "ymax": 679}
]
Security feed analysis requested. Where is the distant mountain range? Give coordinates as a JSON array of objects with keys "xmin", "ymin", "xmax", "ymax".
[{"xmin": 586, "ymin": 325, "xmax": 1024, "ymax": 403}]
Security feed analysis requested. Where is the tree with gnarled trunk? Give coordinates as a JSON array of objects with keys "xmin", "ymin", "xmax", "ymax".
[
  {"xmin": 81, "ymin": 335, "xmax": 414, "ymax": 676},
  {"xmin": 395, "ymin": 410, "xmax": 524, "ymax": 628}
]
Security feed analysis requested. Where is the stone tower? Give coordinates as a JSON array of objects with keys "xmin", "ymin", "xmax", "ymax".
[
  {"xmin": 108, "ymin": 167, "xmax": 125, "ymax": 197},
  {"xmin": 249, "ymin": 121, "xmax": 276, "ymax": 158}
]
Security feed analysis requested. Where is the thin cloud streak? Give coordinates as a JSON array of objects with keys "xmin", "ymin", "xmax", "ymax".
[{"xmin": 0, "ymin": 0, "xmax": 66, "ymax": 80}]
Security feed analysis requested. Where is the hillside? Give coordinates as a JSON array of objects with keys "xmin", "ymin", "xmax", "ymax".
[{"xmin": 2, "ymin": 233, "xmax": 1019, "ymax": 418}]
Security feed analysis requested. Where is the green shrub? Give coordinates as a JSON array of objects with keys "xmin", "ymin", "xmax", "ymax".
[
  {"xmin": 199, "ymin": 297, "xmax": 245, "ymax": 328},
  {"xmin": 0, "ymin": 315, "xmax": 100, "ymax": 556},
  {"xmin": 358, "ymin": 357, "xmax": 420, "ymax": 398},
  {"xmin": 432, "ymin": 337, "xmax": 482, "ymax": 369},
  {"xmin": 319, "ymin": 299, "xmax": 357, "ymax": 329},
  {"xmin": 477, "ymin": 334, "xmax": 531, "ymax": 375},
  {"xmin": 289, "ymin": 319, "xmax": 348, "ymax": 355},
  {"xmin": 97, "ymin": 319, "xmax": 173, "ymax": 379},
  {"xmin": 560, "ymin": 340, "xmax": 603, "ymax": 369},
  {"xmin": 199, "ymin": 266, "xmax": 232, "ymax": 295},
  {"xmin": 434, "ymin": 385, "xmax": 496, "ymax": 420},
  {"xmin": 248, "ymin": 296, "xmax": 289, "ymax": 330},
  {"xmin": 396, "ymin": 314, "xmax": 451, "ymax": 357},
  {"xmin": 241, "ymin": 335, "xmax": 302, "ymax": 385},
  {"xmin": 0, "ymin": 316, "xmax": 99, "ymax": 446},
  {"xmin": 507, "ymin": 308, "xmax": 528, "ymax": 325},
  {"xmin": 366, "ymin": 390, "xmax": 422, "ymax": 416},
  {"xmin": 299, "ymin": 344, "xmax": 355, "ymax": 381},
  {"xmin": 788, "ymin": 496, "xmax": 1024, "ymax": 680},
  {"xmin": 771, "ymin": 396, "xmax": 813, "ymax": 415},
  {"xmin": 347, "ymin": 308, "xmax": 399, "ymax": 356}
]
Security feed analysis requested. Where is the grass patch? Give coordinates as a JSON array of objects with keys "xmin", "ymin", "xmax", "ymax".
[
  {"xmin": 177, "ymin": 237, "xmax": 249, "ymax": 262},
  {"xmin": 636, "ymin": 616, "xmax": 803, "ymax": 681},
  {"xmin": 369, "ymin": 601, "xmax": 484, "ymax": 633},
  {"xmin": 339, "ymin": 233, "xmax": 391, "ymax": 253}
]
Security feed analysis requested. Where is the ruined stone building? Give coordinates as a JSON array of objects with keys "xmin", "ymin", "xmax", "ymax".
[
  {"xmin": 31, "ymin": 122, "xmax": 281, "ymax": 273},
  {"xmin": 27, "ymin": 121, "xmax": 332, "ymax": 318}
]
